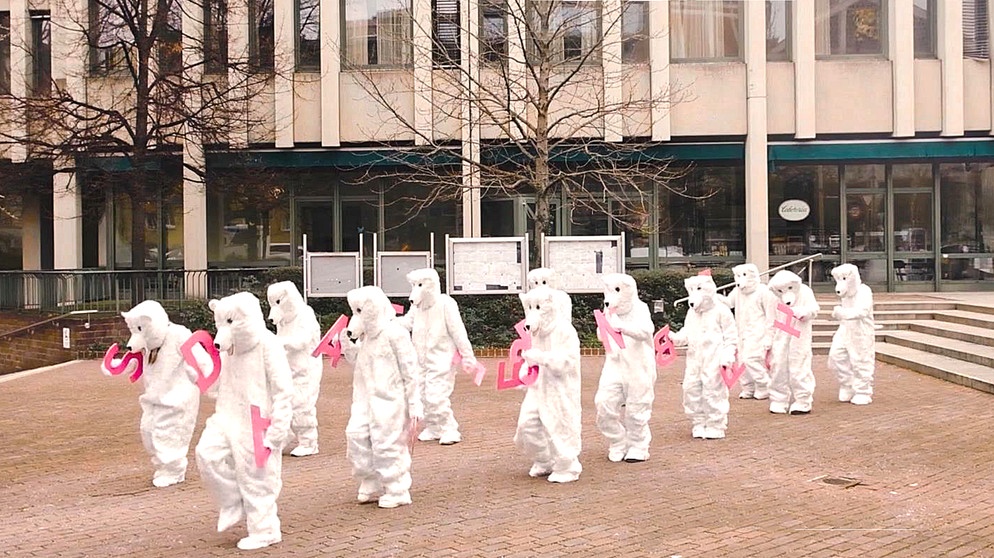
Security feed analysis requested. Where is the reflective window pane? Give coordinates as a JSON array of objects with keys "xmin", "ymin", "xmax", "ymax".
[
  {"xmin": 892, "ymin": 163, "xmax": 932, "ymax": 189},
  {"xmin": 766, "ymin": 0, "xmax": 790, "ymax": 61},
  {"xmin": 622, "ymin": 0, "xmax": 649, "ymax": 64},
  {"xmin": 658, "ymin": 165, "xmax": 745, "ymax": 261},
  {"xmin": 383, "ymin": 183, "xmax": 461, "ymax": 262},
  {"xmin": 670, "ymin": 0, "xmax": 742, "ymax": 61},
  {"xmin": 815, "ymin": 0, "xmax": 884, "ymax": 56},
  {"xmin": 0, "ymin": 192, "xmax": 23, "ymax": 270},
  {"xmin": 940, "ymin": 163, "xmax": 994, "ymax": 282},
  {"xmin": 768, "ymin": 165, "xmax": 841, "ymax": 258},
  {"xmin": 208, "ymin": 173, "xmax": 291, "ymax": 266},
  {"xmin": 846, "ymin": 192, "xmax": 885, "ymax": 252},
  {"xmin": 913, "ymin": 0, "xmax": 935, "ymax": 58},
  {"xmin": 893, "ymin": 192, "xmax": 932, "ymax": 252},
  {"xmin": 964, "ymin": 0, "xmax": 989, "ymax": 59}
]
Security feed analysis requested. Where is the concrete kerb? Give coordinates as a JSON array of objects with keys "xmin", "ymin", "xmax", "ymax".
[{"xmin": 0, "ymin": 359, "xmax": 85, "ymax": 384}]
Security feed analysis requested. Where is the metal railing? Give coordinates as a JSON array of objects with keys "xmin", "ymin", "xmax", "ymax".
[
  {"xmin": 0, "ymin": 268, "xmax": 286, "ymax": 313},
  {"xmin": 673, "ymin": 253, "xmax": 824, "ymax": 306}
]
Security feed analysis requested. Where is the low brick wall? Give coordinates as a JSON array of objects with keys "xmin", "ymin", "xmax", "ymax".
[{"xmin": 0, "ymin": 313, "xmax": 129, "ymax": 375}]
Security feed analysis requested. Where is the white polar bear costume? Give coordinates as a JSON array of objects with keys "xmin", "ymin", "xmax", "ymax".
[
  {"xmin": 670, "ymin": 273, "xmax": 737, "ymax": 440},
  {"xmin": 195, "ymin": 292, "xmax": 294, "ymax": 551},
  {"xmin": 828, "ymin": 263, "xmax": 876, "ymax": 405},
  {"xmin": 767, "ymin": 270, "xmax": 820, "ymax": 415},
  {"xmin": 515, "ymin": 286, "xmax": 583, "ymax": 483},
  {"xmin": 718, "ymin": 264, "xmax": 775, "ymax": 400},
  {"xmin": 267, "ymin": 281, "xmax": 324, "ymax": 456},
  {"xmin": 397, "ymin": 268, "xmax": 477, "ymax": 445},
  {"xmin": 594, "ymin": 273, "xmax": 657, "ymax": 462},
  {"xmin": 342, "ymin": 286, "xmax": 423, "ymax": 508},
  {"xmin": 527, "ymin": 267, "xmax": 574, "ymax": 321},
  {"xmin": 109, "ymin": 300, "xmax": 202, "ymax": 488}
]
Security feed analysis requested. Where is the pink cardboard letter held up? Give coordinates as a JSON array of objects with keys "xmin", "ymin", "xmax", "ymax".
[
  {"xmin": 180, "ymin": 331, "xmax": 222, "ymax": 394},
  {"xmin": 593, "ymin": 309, "xmax": 626, "ymax": 353},
  {"xmin": 393, "ymin": 303, "xmax": 405, "ymax": 316},
  {"xmin": 102, "ymin": 343, "xmax": 144, "ymax": 383},
  {"xmin": 312, "ymin": 314, "xmax": 350, "ymax": 367},
  {"xmin": 496, "ymin": 322, "xmax": 538, "ymax": 390},
  {"xmin": 452, "ymin": 351, "xmax": 487, "ymax": 386},
  {"xmin": 250, "ymin": 405, "xmax": 272, "ymax": 468},
  {"xmin": 773, "ymin": 302, "xmax": 802, "ymax": 338},
  {"xmin": 720, "ymin": 361, "xmax": 747, "ymax": 389},
  {"xmin": 653, "ymin": 325, "xmax": 677, "ymax": 367}
]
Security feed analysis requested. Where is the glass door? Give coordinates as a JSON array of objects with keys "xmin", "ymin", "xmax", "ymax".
[
  {"xmin": 340, "ymin": 197, "xmax": 379, "ymax": 259},
  {"xmin": 890, "ymin": 164, "xmax": 936, "ymax": 289},
  {"xmin": 297, "ymin": 200, "xmax": 335, "ymax": 255},
  {"xmin": 842, "ymin": 165, "xmax": 889, "ymax": 288}
]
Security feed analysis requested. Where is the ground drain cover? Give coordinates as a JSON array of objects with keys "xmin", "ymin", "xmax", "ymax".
[{"xmin": 811, "ymin": 475, "xmax": 862, "ymax": 488}]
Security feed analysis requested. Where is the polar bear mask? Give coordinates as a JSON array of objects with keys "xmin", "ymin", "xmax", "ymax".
[
  {"xmin": 732, "ymin": 264, "xmax": 761, "ymax": 295},
  {"xmin": 209, "ymin": 292, "xmax": 267, "ymax": 355},
  {"xmin": 519, "ymin": 286, "xmax": 562, "ymax": 337},
  {"xmin": 406, "ymin": 268, "xmax": 441, "ymax": 309},
  {"xmin": 602, "ymin": 273, "xmax": 638, "ymax": 315},
  {"xmin": 684, "ymin": 275, "xmax": 717, "ymax": 313},
  {"xmin": 528, "ymin": 268, "xmax": 558, "ymax": 290},
  {"xmin": 831, "ymin": 263, "xmax": 862, "ymax": 298},
  {"xmin": 122, "ymin": 300, "xmax": 171, "ymax": 354},
  {"xmin": 768, "ymin": 270, "xmax": 805, "ymax": 307},
  {"xmin": 266, "ymin": 281, "xmax": 305, "ymax": 326},
  {"xmin": 346, "ymin": 286, "xmax": 393, "ymax": 341}
]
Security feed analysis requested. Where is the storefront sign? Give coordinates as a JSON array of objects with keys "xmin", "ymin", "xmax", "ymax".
[{"xmin": 778, "ymin": 200, "xmax": 810, "ymax": 222}]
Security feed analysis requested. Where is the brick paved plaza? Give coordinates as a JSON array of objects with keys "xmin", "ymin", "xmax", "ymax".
[{"xmin": 2, "ymin": 356, "xmax": 994, "ymax": 558}]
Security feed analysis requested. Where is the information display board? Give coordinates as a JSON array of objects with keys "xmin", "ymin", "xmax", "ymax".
[
  {"xmin": 446, "ymin": 235, "xmax": 529, "ymax": 295},
  {"xmin": 541, "ymin": 234, "xmax": 625, "ymax": 294},
  {"xmin": 302, "ymin": 234, "xmax": 364, "ymax": 300},
  {"xmin": 376, "ymin": 252, "xmax": 433, "ymax": 296}
]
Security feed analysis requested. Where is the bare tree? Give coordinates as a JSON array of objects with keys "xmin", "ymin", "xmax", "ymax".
[
  {"xmin": 0, "ymin": 0, "xmax": 280, "ymax": 272},
  {"xmin": 345, "ymin": 0, "xmax": 711, "ymax": 263}
]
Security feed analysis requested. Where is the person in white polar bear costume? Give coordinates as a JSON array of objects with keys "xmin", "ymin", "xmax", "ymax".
[
  {"xmin": 594, "ymin": 273, "xmax": 657, "ymax": 462},
  {"xmin": 528, "ymin": 267, "xmax": 573, "ymax": 320},
  {"xmin": 829, "ymin": 264, "xmax": 876, "ymax": 405},
  {"xmin": 669, "ymin": 272, "xmax": 738, "ymax": 439},
  {"xmin": 195, "ymin": 292, "xmax": 295, "ymax": 551},
  {"xmin": 397, "ymin": 268, "xmax": 477, "ymax": 445},
  {"xmin": 104, "ymin": 300, "xmax": 202, "ymax": 488},
  {"xmin": 718, "ymin": 264, "xmax": 776, "ymax": 400},
  {"xmin": 515, "ymin": 286, "xmax": 583, "ymax": 483},
  {"xmin": 267, "ymin": 281, "xmax": 324, "ymax": 457},
  {"xmin": 767, "ymin": 270, "xmax": 820, "ymax": 415},
  {"xmin": 341, "ymin": 285, "xmax": 423, "ymax": 508}
]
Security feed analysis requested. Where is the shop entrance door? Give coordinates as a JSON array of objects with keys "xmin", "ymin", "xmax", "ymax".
[
  {"xmin": 340, "ymin": 197, "xmax": 379, "ymax": 260},
  {"xmin": 890, "ymin": 170, "xmax": 936, "ymax": 289},
  {"xmin": 297, "ymin": 200, "xmax": 335, "ymax": 257}
]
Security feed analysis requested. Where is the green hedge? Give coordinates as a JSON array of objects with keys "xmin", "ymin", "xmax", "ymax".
[{"xmin": 168, "ymin": 266, "xmax": 733, "ymax": 348}]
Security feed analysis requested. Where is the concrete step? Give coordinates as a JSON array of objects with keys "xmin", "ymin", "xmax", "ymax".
[
  {"xmin": 904, "ymin": 320, "xmax": 994, "ymax": 349},
  {"xmin": 875, "ymin": 342, "xmax": 994, "ymax": 395},
  {"xmin": 880, "ymin": 330, "xmax": 994, "ymax": 369},
  {"xmin": 932, "ymin": 310, "xmax": 994, "ymax": 330},
  {"xmin": 814, "ymin": 300, "xmax": 958, "ymax": 313},
  {"xmin": 955, "ymin": 303, "xmax": 994, "ymax": 317},
  {"xmin": 811, "ymin": 319, "xmax": 905, "ymax": 332}
]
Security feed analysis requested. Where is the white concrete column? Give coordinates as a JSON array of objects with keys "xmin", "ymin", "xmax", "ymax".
[
  {"xmin": 649, "ymin": 0, "xmax": 670, "ymax": 141},
  {"xmin": 744, "ymin": 0, "xmax": 768, "ymax": 272},
  {"xmin": 461, "ymin": 0, "xmax": 481, "ymax": 236},
  {"xmin": 792, "ymin": 0, "xmax": 815, "ymax": 138},
  {"xmin": 274, "ymin": 0, "xmax": 296, "ymax": 147},
  {"xmin": 889, "ymin": 0, "xmax": 915, "ymax": 137},
  {"xmin": 8, "ymin": 0, "xmax": 28, "ymax": 162},
  {"xmin": 507, "ymin": 0, "xmax": 526, "ymax": 139},
  {"xmin": 183, "ymin": 139, "xmax": 209, "ymax": 297},
  {"xmin": 938, "ymin": 0, "xmax": 964, "ymax": 136},
  {"xmin": 229, "ymin": 0, "xmax": 251, "ymax": 148},
  {"xmin": 320, "ymin": 0, "xmax": 341, "ymax": 146},
  {"xmin": 413, "ymin": 0, "xmax": 433, "ymax": 144},
  {"xmin": 603, "ymin": 0, "xmax": 623, "ymax": 142},
  {"xmin": 52, "ymin": 168, "xmax": 82, "ymax": 269}
]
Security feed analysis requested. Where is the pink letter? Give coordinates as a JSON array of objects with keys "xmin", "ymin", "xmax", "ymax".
[
  {"xmin": 250, "ymin": 405, "xmax": 272, "ymax": 469},
  {"xmin": 593, "ymin": 309, "xmax": 626, "ymax": 353},
  {"xmin": 653, "ymin": 325, "xmax": 677, "ymax": 367},
  {"xmin": 496, "ymin": 360, "xmax": 523, "ymax": 390},
  {"xmin": 774, "ymin": 302, "xmax": 802, "ymax": 338},
  {"xmin": 720, "ymin": 361, "xmax": 747, "ymax": 389},
  {"xmin": 101, "ymin": 343, "xmax": 144, "ymax": 383},
  {"xmin": 453, "ymin": 351, "xmax": 487, "ymax": 386},
  {"xmin": 180, "ymin": 331, "xmax": 221, "ymax": 394},
  {"xmin": 312, "ymin": 315, "xmax": 350, "ymax": 367},
  {"xmin": 393, "ymin": 303, "xmax": 405, "ymax": 316}
]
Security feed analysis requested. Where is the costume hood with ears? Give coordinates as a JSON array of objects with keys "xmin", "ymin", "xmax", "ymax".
[
  {"xmin": 768, "ymin": 270, "xmax": 805, "ymax": 307},
  {"xmin": 519, "ymin": 286, "xmax": 562, "ymax": 337},
  {"xmin": 732, "ymin": 263, "xmax": 761, "ymax": 295},
  {"xmin": 406, "ymin": 268, "xmax": 442, "ymax": 309},
  {"xmin": 266, "ymin": 281, "xmax": 305, "ymax": 325},
  {"xmin": 684, "ymin": 270, "xmax": 717, "ymax": 313},
  {"xmin": 122, "ymin": 300, "xmax": 171, "ymax": 353},
  {"xmin": 831, "ymin": 263, "xmax": 863, "ymax": 298},
  {"xmin": 209, "ymin": 292, "xmax": 267, "ymax": 355},
  {"xmin": 602, "ymin": 273, "xmax": 639, "ymax": 315},
  {"xmin": 346, "ymin": 286, "xmax": 393, "ymax": 341},
  {"xmin": 528, "ymin": 268, "xmax": 558, "ymax": 290}
]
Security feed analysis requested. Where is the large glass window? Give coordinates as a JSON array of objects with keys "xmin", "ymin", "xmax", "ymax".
[
  {"xmin": 913, "ymin": 0, "xmax": 935, "ymax": 58},
  {"xmin": 940, "ymin": 163, "xmax": 994, "ymax": 281},
  {"xmin": 208, "ymin": 173, "xmax": 291, "ymax": 267},
  {"xmin": 0, "ymin": 13, "xmax": 10, "ymax": 94},
  {"xmin": 528, "ymin": 1, "xmax": 603, "ymax": 64},
  {"xmin": 769, "ymin": 165, "xmax": 841, "ymax": 258},
  {"xmin": 89, "ymin": 0, "xmax": 132, "ymax": 74},
  {"xmin": 815, "ymin": 0, "xmax": 884, "ymax": 57},
  {"xmin": 480, "ymin": 0, "xmax": 507, "ymax": 64},
  {"xmin": 433, "ymin": 0, "xmax": 460, "ymax": 67},
  {"xmin": 0, "ymin": 192, "xmax": 23, "ymax": 270},
  {"xmin": 297, "ymin": 0, "xmax": 320, "ymax": 69},
  {"xmin": 657, "ymin": 165, "xmax": 745, "ymax": 262},
  {"xmin": 383, "ymin": 183, "xmax": 461, "ymax": 262},
  {"xmin": 844, "ymin": 164, "xmax": 886, "ymax": 253},
  {"xmin": 964, "ymin": 0, "xmax": 989, "ymax": 59},
  {"xmin": 622, "ymin": 0, "xmax": 648, "ymax": 64},
  {"xmin": 344, "ymin": 0, "xmax": 413, "ymax": 67},
  {"xmin": 249, "ymin": 0, "xmax": 276, "ymax": 70},
  {"xmin": 157, "ymin": 0, "xmax": 183, "ymax": 74},
  {"xmin": 670, "ymin": 0, "xmax": 742, "ymax": 61},
  {"xmin": 30, "ymin": 12, "xmax": 51, "ymax": 96},
  {"xmin": 766, "ymin": 0, "xmax": 790, "ymax": 61},
  {"xmin": 205, "ymin": 0, "xmax": 229, "ymax": 74}
]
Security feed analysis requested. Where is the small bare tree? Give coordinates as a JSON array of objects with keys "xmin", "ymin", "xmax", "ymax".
[{"xmin": 345, "ymin": 0, "xmax": 712, "ymax": 263}]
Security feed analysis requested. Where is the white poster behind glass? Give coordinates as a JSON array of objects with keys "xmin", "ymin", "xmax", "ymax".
[
  {"xmin": 541, "ymin": 234, "xmax": 625, "ymax": 293},
  {"xmin": 302, "ymin": 233, "xmax": 363, "ymax": 300},
  {"xmin": 445, "ymin": 235, "xmax": 529, "ymax": 295},
  {"xmin": 377, "ymin": 252, "xmax": 434, "ymax": 296}
]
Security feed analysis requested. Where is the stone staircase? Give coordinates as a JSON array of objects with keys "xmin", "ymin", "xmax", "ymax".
[{"xmin": 812, "ymin": 296, "xmax": 994, "ymax": 394}]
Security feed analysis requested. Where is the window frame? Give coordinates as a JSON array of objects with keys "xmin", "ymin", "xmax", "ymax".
[
  {"xmin": 204, "ymin": 0, "xmax": 229, "ymax": 74},
  {"xmin": 341, "ymin": 0, "xmax": 415, "ymax": 69},
  {"xmin": 814, "ymin": 0, "xmax": 888, "ymax": 60},
  {"xmin": 88, "ymin": 0, "xmax": 133, "ymax": 75},
  {"xmin": 0, "ymin": 12, "xmax": 11, "ymax": 95},
  {"xmin": 29, "ymin": 11, "xmax": 51, "ymax": 97},
  {"xmin": 963, "ymin": 0, "xmax": 990, "ymax": 60},
  {"xmin": 479, "ymin": 0, "xmax": 507, "ymax": 65},
  {"xmin": 432, "ymin": 0, "xmax": 460, "ymax": 68},
  {"xmin": 249, "ymin": 0, "xmax": 276, "ymax": 71},
  {"xmin": 766, "ymin": 0, "xmax": 791, "ymax": 62},
  {"xmin": 296, "ymin": 0, "xmax": 321, "ymax": 71},
  {"xmin": 669, "ymin": 0, "xmax": 745, "ymax": 63},
  {"xmin": 912, "ymin": 0, "xmax": 936, "ymax": 59},
  {"xmin": 156, "ymin": 0, "xmax": 183, "ymax": 75},
  {"xmin": 526, "ymin": 0, "xmax": 604, "ymax": 66},
  {"xmin": 621, "ymin": 0, "xmax": 649, "ymax": 65}
]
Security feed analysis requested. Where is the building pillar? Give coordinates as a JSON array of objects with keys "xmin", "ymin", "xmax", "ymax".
[
  {"xmin": 744, "ymin": 0, "xmax": 768, "ymax": 272},
  {"xmin": 507, "ymin": 0, "xmax": 526, "ymax": 141},
  {"xmin": 792, "ymin": 0, "xmax": 815, "ymax": 138},
  {"xmin": 461, "ymin": 0, "xmax": 481, "ymax": 236},
  {"xmin": 413, "ymin": 0, "xmax": 433, "ymax": 144},
  {"xmin": 8, "ymin": 0, "xmax": 28, "ymax": 162},
  {"xmin": 274, "ymin": 0, "xmax": 296, "ymax": 147},
  {"xmin": 320, "ymin": 0, "xmax": 341, "ymax": 146},
  {"xmin": 889, "ymin": 0, "xmax": 915, "ymax": 137},
  {"xmin": 229, "ymin": 0, "xmax": 251, "ymax": 147},
  {"xmin": 183, "ymin": 140, "xmax": 209, "ymax": 298},
  {"xmin": 649, "ymin": 0, "xmax": 670, "ymax": 141},
  {"xmin": 52, "ymin": 167, "xmax": 82, "ymax": 270},
  {"xmin": 603, "ymin": 0, "xmax": 623, "ymax": 142},
  {"xmin": 938, "ymin": 0, "xmax": 964, "ymax": 136}
]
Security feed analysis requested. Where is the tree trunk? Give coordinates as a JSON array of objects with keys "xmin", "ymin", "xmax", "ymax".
[{"xmin": 128, "ymin": 187, "xmax": 148, "ymax": 304}]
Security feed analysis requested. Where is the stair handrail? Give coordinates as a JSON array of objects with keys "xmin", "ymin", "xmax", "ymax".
[
  {"xmin": 672, "ymin": 253, "xmax": 824, "ymax": 307},
  {"xmin": 0, "ymin": 310, "xmax": 99, "ymax": 343}
]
